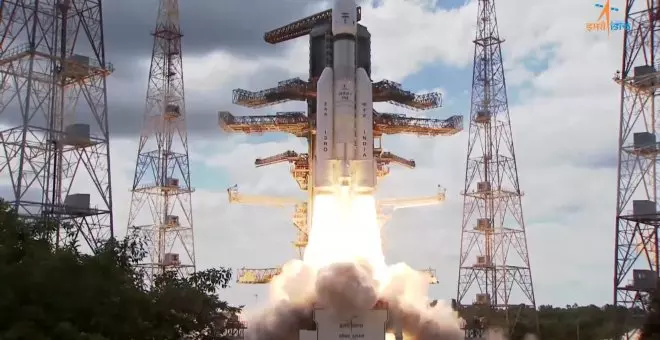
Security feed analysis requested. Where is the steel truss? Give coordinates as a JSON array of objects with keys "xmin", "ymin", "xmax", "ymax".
[
  {"xmin": 456, "ymin": 0, "xmax": 537, "ymax": 334},
  {"xmin": 0, "ymin": 0, "xmax": 114, "ymax": 251},
  {"xmin": 127, "ymin": 0, "xmax": 195, "ymax": 282},
  {"xmin": 613, "ymin": 2, "xmax": 660, "ymax": 337}
]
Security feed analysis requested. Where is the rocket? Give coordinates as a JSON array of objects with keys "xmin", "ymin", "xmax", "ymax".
[{"xmin": 314, "ymin": 0, "xmax": 375, "ymax": 196}]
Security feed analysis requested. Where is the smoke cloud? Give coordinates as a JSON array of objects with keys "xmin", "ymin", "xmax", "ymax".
[
  {"xmin": 242, "ymin": 194, "xmax": 537, "ymax": 340},
  {"xmin": 244, "ymin": 300, "xmax": 309, "ymax": 340},
  {"xmin": 244, "ymin": 258, "xmax": 467, "ymax": 340}
]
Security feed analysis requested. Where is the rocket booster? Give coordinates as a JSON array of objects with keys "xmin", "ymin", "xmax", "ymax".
[{"xmin": 314, "ymin": 0, "xmax": 375, "ymax": 195}]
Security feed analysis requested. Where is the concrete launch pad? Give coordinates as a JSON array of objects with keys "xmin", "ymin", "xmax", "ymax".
[{"xmin": 299, "ymin": 301, "xmax": 390, "ymax": 340}]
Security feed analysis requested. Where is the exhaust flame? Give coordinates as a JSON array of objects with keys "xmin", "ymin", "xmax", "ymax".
[
  {"xmin": 304, "ymin": 192, "xmax": 388, "ymax": 284},
  {"xmin": 246, "ymin": 192, "xmax": 513, "ymax": 339}
]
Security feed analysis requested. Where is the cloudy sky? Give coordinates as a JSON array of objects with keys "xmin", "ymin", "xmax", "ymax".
[
  {"xmin": 106, "ymin": 0, "xmax": 623, "ymax": 309},
  {"xmin": 1, "ymin": 0, "xmax": 627, "ymax": 309}
]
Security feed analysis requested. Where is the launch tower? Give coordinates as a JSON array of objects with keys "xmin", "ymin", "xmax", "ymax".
[
  {"xmin": 0, "ymin": 0, "xmax": 114, "ymax": 251},
  {"xmin": 612, "ymin": 0, "xmax": 660, "ymax": 337},
  {"xmin": 456, "ymin": 0, "xmax": 537, "ymax": 334},
  {"xmin": 127, "ymin": 0, "xmax": 195, "ymax": 281},
  {"xmin": 218, "ymin": 4, "xmax": 462, "ymax": 284}
]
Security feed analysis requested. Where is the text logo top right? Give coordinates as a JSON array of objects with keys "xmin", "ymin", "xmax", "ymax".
[{"xmin": 586, "ymin": 0, "xmax": 631, "ymax": 35}]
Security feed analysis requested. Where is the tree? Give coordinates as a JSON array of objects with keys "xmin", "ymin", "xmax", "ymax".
[
  {"xmin": 641, "ymin": 286, "xmax": 660, "ymax": 340},
  {"xmin": 457, "ymin": 303, "xmax": 641, "ymax": 340},
  {"xmin": 0, "ymin": 200, "xmax": 241, "ymax": 339}
]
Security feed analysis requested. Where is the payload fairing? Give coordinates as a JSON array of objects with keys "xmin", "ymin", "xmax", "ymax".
[{"xmin": 314, "ymin": 0, "xmax": 375, "ymax": 196}]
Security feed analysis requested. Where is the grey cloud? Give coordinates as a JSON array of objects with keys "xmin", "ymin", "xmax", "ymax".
[
  {"xmin": 0, "ymin": 0, "xmax": 319, "ymax": 137},
  {"xmin": 577, "ymin": 153, "xmax": 617, "ymax": 169},
  {"xmin": 101, "ymin": 0, "xmax": 328, "ymax": 136},
  {"xmin": 0, "ymin": 0, "xmax": 343, "ymax": 138},
  {"xmin": 106, "ymin": 62, "xmax": 305, "ymax": 137},
  {"xmin": 104, "ymin": 0, "xmax": 325, "ymax": 60},
  {"xmin": 102, "ymin": 0, "xmax": 325, "ymax": 137}
]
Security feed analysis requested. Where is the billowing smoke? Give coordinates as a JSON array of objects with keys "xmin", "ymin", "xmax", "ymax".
[
  {"xmin": 245, "ymin": 259, "xmax": 465, "ymax": 339},
  {"xmin": 244, "ymin": 300, "xmax": 309, "ymax": 340},
  {"xmin": 380, "ymin": 264, "xmax": 464, "ymax": 340},
  {"xmin": 315, "ymin": 260, "xmax": 379, "ymax": 318},
  {"xmin": 243, "ymin": 193, "xmax": 534, "ymax": 340}
]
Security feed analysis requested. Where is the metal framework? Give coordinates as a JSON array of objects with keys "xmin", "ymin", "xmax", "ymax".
[
  {"xmin": 219, "ymin": 100, "xmax": 460, "ymax": 266},
  {"xmin": 219, "ymin": 313, "xmax": 247, "ymax": 339},
  {"xmin": 0, "ymin": 0, "xmax": 114, "ymax": 251},
  {"xmin": 127, "ymin": 0, "xmax": 195, "ymax": 282},
  {"xmin": 612, "ymin": 1, "xmax": 660, "ymax": 337},
  {"xmin": 231, "ymin": 77, "xmax": 443, "ymax": 111},
  {"xmin": 226, "ymin": 184, "xmax": 447, "ymax": 258},
  {"xmin": 456, "ymin": 0, "xmax": 537, "ymax": 334},
  {"xmin": 227, "ymin": 185, "xmax": 309, "ymax": 257},
  {"xmin": 219, "ymin": 110, "xmax": 462, "ymax": 137},
  {"xmin": 235, "ymin": 267, "xmax": 440, "ymax": 285},
  {"xmin": 264, "ymin": 6, "xmax": 361, "ymax": 44}
]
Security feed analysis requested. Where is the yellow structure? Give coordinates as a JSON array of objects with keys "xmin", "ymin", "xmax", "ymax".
[{"xmin": 236, "ymin": 267, "xmax": 440, "ymax": 285}]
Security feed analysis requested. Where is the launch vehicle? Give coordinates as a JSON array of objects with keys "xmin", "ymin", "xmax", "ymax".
[{"xmin": 314, "ymin": 0, "xmax": 375, "ymax": 196}]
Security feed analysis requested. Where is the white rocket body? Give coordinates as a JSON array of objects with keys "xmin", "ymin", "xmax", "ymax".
[{"xmin": 315, "ymin": 0, "xmax": 375, "ymax": 195}]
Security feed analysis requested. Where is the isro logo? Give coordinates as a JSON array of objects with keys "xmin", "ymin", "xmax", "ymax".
[
  {"xmin": 586, "ymin": 0, "xmax": 631, "ymax": 34},
  {"xmin": 341, "ymin": 12, "xmax": 350, "ymax": 24}
]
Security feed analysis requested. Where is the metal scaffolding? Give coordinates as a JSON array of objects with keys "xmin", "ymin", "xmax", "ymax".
[
  {"xmin": 456, "ymin": 0, "xmax": 537, "ymax": 334},
  {"xmin": 126, "ymin": 0, "xmax": 195, "ymax": 282},
  {"xmin": 612, "ymin": 2, "xmax": 660, "ymax": 337},
  {"xmin": 218, "ymin": 110, "xmax": 462, "ymax": 137},
  {"xmin": 219, "ymin": 111, "xmax": 309, "ymax": 136},
  {"xmin": 0, "ymin": 0, "xmax": 114, "ymax": 251},
  {"xmin": 373, "ymin": 111, "xmax": 462, "ymax": 136},
  {"xmin": 236, "ymin": 267, "xmax": 440, "ymax": 285},
  {"xmin": 226, "ymin": 184, "xmax": 446, "ymax": 259},
  {"xmin": 231, "ymin": 77, "xmax": 443, "ymax": 111},
  {"xmin": 264, "ymin": 6, "xmax": 361, "ymax": 44}
]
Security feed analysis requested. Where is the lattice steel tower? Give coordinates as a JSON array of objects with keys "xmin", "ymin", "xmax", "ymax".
[
  {"xmin": 127, "ymin": 0, "xmax": 195, "ymax": 281},
  {"xmin": 0, "ymin": 0, "xmax": 114, "ymax": 251},
  {"xmin": 612, "ymin": 1, "xmax": 660, "ymax": 337},
  {"xmin": 456, "ymin": 0, "xmax": 537, "ymax": 334}
]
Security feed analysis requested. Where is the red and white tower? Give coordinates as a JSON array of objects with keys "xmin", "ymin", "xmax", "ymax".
[
  {"xmin": 612, "ymin": 1, "xmax": 660, "ymax": 338},
  {"xmin": 127, "ymin": 0, "xmax": 195, "ymax": 282},
  {"xmin": 456, "ymin": 0, "xmax": 537, "ymax": 335}
]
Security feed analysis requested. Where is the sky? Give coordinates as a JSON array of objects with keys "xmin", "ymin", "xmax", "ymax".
[{"xmin": 0, "ymin": 0, "xmax": 628, "ymax": 309}]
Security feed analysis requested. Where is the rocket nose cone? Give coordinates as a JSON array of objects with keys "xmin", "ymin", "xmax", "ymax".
[
  {"xmin": 333, "ymin": 0, "xmax": 357, "ymax": 10},
  {"xmin": 332, "ymin": 0, "xmax": 358, "ymax": 35},
  {"xmin": 332, "ymin": 0, "xmax": 358, "ymax": 17}
]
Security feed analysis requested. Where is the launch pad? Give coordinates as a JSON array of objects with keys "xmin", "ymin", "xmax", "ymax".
[{"xmin": 300, "ymin": 300, "xmax": 390, "ymax": 340}]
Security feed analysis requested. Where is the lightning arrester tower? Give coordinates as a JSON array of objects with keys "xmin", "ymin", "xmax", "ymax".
[
  {"xmin": 456, "ymin": 0, "xmax": 537, "ymax": 333},
  {"xmin": 127, "ymin": 0, "xmax": 195, "ymax": 281},
  {"xmin": 612, "ymin": 1, "xmax": 659, "ymax": 337},
  {"xmin": 0, "ymin": 0, "xmax": 114, "ymax": 251}
]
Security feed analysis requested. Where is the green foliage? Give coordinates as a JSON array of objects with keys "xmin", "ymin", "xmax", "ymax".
[
  {"xmin": 459, "ymin": 302, "xmax": 644, "ymax": 340},
  {"xmin": 0, "ymin": 200, "xmax": 241, "ymax": 339},
  {"xmin": 641, "ymin": 287, "xmax": 660, "ymax": 340},
  {"xmin": 535, "ymin": 304, "xmax": 635, "ymax": 340}
]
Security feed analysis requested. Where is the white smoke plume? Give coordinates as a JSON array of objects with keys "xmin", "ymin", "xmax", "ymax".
[
  {"xmin": 245, "ymin": 258, "xmax": 466, "ymax": 340},
  {"xmin": 242, "ymin": 193, "xmax": 537, "ymax": 340},
  {"xmin": 244, "ymin": 255, "xmax": 537, "ymax": 340}
]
